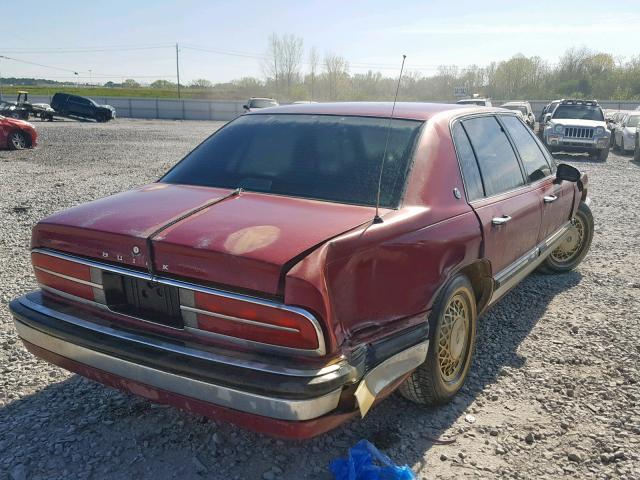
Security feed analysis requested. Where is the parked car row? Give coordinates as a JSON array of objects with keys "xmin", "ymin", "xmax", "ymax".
[
  {"xmin": 0, "ymin": 91, "xmax": 116, "ymax": 123},
  {"xmin": 609, "ymin": 111, "xmax": 640, "ymax": 153}
]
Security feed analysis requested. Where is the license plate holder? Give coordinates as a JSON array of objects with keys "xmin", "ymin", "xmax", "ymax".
[{"xmin": 103, "ymin": 272, "xmax": 183, "ymax": 328}]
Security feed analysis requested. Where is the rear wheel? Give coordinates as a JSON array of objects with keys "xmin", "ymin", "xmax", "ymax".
[
  {"xmin": 539, "ymin": 202, "xmax": 593, "ymax": 274},
  {"xmin": 635, "ymin": 135, "xmax": 640, "ymax": 162},
  {"xmin": 8, "ymin": 131, "xmax": 28, "ymax": 150},
  {"xmin": 400, "ymin": 275, "xmax": 477, "ymax": 406}
]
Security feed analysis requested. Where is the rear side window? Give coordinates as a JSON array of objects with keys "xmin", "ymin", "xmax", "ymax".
[
  {"xmin": 462, "ymin": 116, "xmax": 525, "ymax": 196},
  {"xmin": 452, "ymin": 123, "xmax": 484, "ymax": 201},
  {"xmin": 500, "ymin": 116, "xmax": 551, "ymax": 182}
]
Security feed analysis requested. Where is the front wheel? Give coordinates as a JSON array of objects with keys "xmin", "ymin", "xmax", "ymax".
[
  {"xmin": 8, "ymin": 130, "xmax": 28, "ymax": 150},
  {"xmin": 592, "ymin": 147, "xmax": 609, "ymax": 162},
  {"xmin": 400, "ymin": 275, "xmax": 477, "ymax": 406},
  {"xmin": 539, "ymin": 201, "xmax": 594, "ymax": 274}
]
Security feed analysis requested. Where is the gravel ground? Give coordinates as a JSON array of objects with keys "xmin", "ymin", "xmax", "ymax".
[{"xmin": 1, "ymin": 119, "xmax": 639, "ymax": 480}]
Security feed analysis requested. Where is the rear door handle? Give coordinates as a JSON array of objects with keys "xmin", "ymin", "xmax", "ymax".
[
  {"xmin": 543, "ymin": 195, "xmax": 558, "ymax": 203},
  {"xmin": 491, "ymin": 215, "xmax": 512, "ymax": 225}
]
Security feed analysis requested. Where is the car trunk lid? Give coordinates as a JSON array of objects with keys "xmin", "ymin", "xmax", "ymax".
[{"xmin": 32, "ymin": 184, "xmax": 379, "ymax": 295}]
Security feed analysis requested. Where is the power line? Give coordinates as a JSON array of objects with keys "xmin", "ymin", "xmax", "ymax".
[
  {"xmin": 0, "ymin": 55, "xmax": 79, "ymax": 74},
  {"xmin": 1, "ymin": 43, "xmax": 174, "ymax": 54}
]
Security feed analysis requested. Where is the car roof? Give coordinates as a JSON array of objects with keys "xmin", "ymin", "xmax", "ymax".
[
  {"xmin": 245, "ymin": 101, "xmax": 482, "ymax": 121},
  {"xmin": 501, "ymin": 101, "xmax": 529, "ymax": 106}
]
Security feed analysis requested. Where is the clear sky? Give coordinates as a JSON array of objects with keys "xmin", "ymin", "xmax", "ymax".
[{"xmin": 2, "ymin": 0, "xmax": 639, "ymax": 84}]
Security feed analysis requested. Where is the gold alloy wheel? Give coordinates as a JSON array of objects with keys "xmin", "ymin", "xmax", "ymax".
[
  {"xmin": 550, "ymin": 216, "xmax": 585, "ymax": 263},
  {"xmin": 437, "ymin": 293, "xmax": 470, "ymax": 383}
]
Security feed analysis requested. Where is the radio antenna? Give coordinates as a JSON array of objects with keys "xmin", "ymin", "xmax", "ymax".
[{"xmin": 374, "ymin": 54, "xmax": 406, "ymax": 224}]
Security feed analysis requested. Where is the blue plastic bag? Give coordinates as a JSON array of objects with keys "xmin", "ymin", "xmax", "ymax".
[{"xmin": 330, "ymin": 440, "xmax": 416, "ymax": 480}]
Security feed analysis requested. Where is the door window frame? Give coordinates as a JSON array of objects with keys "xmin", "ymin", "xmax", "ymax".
[{"xmin": 450, "ymin": 112, "xmax": 536, "ymax": 203}]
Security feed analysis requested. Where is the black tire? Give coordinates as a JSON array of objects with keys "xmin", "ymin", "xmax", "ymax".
[
  {"xmin": 8, "ymin": 130, "xmax": 28, "ymax": 150},
  {"xmin": 634, "ymin": 137, "xmax": 640, "ymax": 162},
  {"xmin": 538, "ymin": 202, "xmax": 594, "ymax": 274},
  {"xmin": 591, "ymin": 147, "xmax": 609, "ymax": 162},
  {"xmin": 400, "ymin": 275, "xmax": 477, "ymax": 406}
]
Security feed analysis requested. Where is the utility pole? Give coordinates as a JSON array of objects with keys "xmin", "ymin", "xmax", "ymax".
[
  {"xmin": 175, "ymin": 43, "xmax": 181, "ymax": 99},
  {"xmin": 0, "ymin": 57, "xmax": 3, "ymax": 100},
  {"xmin": 89, "ymin": 69, "xmax": 92, "ymax": 87}
]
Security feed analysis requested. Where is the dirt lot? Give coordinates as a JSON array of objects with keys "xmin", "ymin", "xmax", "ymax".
[{"xmin": 1, "ymin": 119, "xmax": 639, "ymax": 480}]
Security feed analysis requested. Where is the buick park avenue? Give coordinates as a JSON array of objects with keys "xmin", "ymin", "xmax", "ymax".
[{"xmin": 10, "ymin": 102, "xmax": 593, "ymax": 439}]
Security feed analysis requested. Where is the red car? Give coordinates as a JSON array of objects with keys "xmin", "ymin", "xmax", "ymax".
[
  {"xmin": 0, "ymin": 115, "xmax": 37, "ymax": 149},
  {"xmin": 10, "ymin": 102, "xmax": 593, "ymax": 439}
]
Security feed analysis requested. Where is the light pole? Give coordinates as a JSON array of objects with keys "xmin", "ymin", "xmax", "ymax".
[{"xmin": 89, "ymin": 69, "xmax": 92, "ymax": 87}]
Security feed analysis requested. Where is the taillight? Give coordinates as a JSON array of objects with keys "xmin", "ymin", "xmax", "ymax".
[
  {"xmin": 31, "ymin": 252, "xmax": 100, "ymax": 301},
  {"xmin": 182, "ymin": 290, "xmax": 322, "ymax": 352}
]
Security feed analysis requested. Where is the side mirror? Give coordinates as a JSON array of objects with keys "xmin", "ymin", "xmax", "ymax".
[
  {"xmin": 243, "ymin": 104, "xmax": 250, "ymax": 111},
  {"xmin": 555, "ymin": 163, "xmax": 581, "ymax": 185},
  {"xmin": 544, "ymin": 114, "xmax": 552, "ymax": 124}
]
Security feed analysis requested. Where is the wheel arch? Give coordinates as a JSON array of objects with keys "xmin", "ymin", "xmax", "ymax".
[{"xmin": 455, "ymin": 260, "xmax": 493, "ymax": 314}]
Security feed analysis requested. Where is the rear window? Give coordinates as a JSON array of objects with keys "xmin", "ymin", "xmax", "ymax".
[
  {"xmin": 162, "ymin": 114, "xmax": 423, "ymax": 208},
  {"xmin": 462, "ymin": 116, "xmax": 525, "ymax": 196},
  {"xmin": 249, "ymin": 99, "xmax": 278, "ymax": 108},
  {"xmin": 626, "ymin": 115, "xmax": 640, "ymax": 127}
]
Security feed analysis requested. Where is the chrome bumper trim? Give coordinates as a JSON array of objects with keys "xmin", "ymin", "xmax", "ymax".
[
  {"xmin": 16, "ymin": 293, "xmax": 346, "ymax": 379},
  {"xmin": 14, "ymin": 318, "xmax": 342, "ymax": 421},
  {"xmin": 354, "ymin": 340, "xmax": 429, "ymax": 417}
]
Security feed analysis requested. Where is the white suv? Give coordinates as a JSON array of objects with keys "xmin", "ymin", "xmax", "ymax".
[{"xmin": 543, "ymin": 100, "xmax": 610, "ymax": 161}]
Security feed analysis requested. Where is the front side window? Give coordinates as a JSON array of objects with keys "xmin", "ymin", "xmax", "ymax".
[
  {"xmin": 462, "ymin": 116, "xmax": 525, "ymax": 196},
  {"xmin": 501, "ymin": 116, "xmax": 551, "ymax": 182},
  {"xmin": 162, "ymin": 114, "xmax": 423, "ymax": 208}
]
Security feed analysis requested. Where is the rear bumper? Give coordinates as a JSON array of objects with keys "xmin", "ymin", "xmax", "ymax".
[{"xmin": 10, "ymin": 291, "xmax": 428, "ymax": 438}]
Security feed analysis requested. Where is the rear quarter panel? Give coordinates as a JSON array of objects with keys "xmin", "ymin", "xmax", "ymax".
[{"xmin": 285, "ymin": 115, "xmax": 483, "ymax": 350}]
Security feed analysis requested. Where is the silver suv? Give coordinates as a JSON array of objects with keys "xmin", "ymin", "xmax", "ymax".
[{"xmin": 543, "ymin": 100, "xmax": 610, "ymax": 161}]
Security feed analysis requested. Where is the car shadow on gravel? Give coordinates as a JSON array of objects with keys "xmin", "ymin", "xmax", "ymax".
[
  {"xmin": 0, "ymin": 272, "xmax": 583, "ymax": 478},
  {"xmin": 333, "ymin": 270, "xmax": 584, "ymax": 471}
]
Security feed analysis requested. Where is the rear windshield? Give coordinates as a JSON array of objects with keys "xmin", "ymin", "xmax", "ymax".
[
  {"xmin": 502, "ymin": 105, "xmax": 527, "ymax": 114},
  {"xmin": 627, "ymin": 115, "xmax": 640, "ymax": 127},
  {"xmin": 162, "ymin": 114, "xmax": 423, "ymax": 208},
  {"xmin": 552, "ymin": 105, "xmax": 604, "ymax": 121},
  {"xmin": 249, "ymin": 99, "xmax": 277, "ymax": 108}
]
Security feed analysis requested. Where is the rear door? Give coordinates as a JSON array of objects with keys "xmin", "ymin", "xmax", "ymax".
[
  {"xmin": 455, "ymin": 115, "xmax": 542, "ymax": 275},
  {"xmin": 499, "ymin": 115, "xmax": 572, "ymax": 242}
]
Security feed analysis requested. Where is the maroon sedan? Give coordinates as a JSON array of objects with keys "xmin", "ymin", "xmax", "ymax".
[
  {"xmin": 0, "ymin": 115, "xmax": 37, "ymax": 149},
  {"xmin": 10, "ymin": 102, "xmax": 593, "ymax": 439}
]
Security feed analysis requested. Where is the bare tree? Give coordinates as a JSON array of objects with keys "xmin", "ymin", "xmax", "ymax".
[
  {"xmin": 280, "ymin": 34, "xmax": 304, "ymax": 94},
  {"xmin": 263, "ymin": 33, "xmax": 303, "ymax": 96},
  {"xmin": 190, "ymin": 78, "xmax": 213, "ymax": 88},
  {"xmin": 263, "ymin": 33, "xmax": 282, "ymax": 91},
  {"xmin": 309, "ymin": 46, "xmax": 319, "ymax": 100},
  {"xmin": 324, "ymin": 53, "xmax": 349, "ymax": 100}
]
